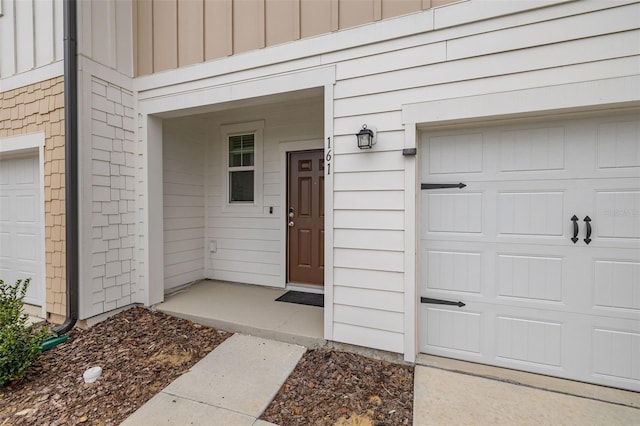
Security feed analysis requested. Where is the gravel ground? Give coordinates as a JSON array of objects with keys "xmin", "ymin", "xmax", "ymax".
[{"xmin": 1, "ymin": 308, "xmax": 415, "ymax": 426}]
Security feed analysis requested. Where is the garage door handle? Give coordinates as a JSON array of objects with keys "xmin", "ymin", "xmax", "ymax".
[
  {"xmin": 584, "ymin": 216, "xmax": 592, "ymax": 245},
  {"xmin": 421, "ymin": 297, "xmax": 466, "ymax": 307},
  {"xmin": 421, "ymin": 182, "xmax": 466, "ymax": 190},
  {"xmin": 571, "ymin": 215, "xmax": 579, "ymax": 243}
]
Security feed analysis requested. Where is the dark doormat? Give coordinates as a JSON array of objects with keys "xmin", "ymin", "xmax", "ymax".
[{"xmin": 276, "ymin": 291, "xmax": 324, "ymax": 307}]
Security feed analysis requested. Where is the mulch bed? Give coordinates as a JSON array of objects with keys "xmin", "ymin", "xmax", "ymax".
[
  {"xmin": 0, "ymin": 307, "xmax": 230, "ymax": 426},
  {"xmin": 1, "ymin": 308, "xmax": 415, "ymax": 426},
  {"xmin": 261, "ymin": 349, "xmax": 414, "ymax": 426}
]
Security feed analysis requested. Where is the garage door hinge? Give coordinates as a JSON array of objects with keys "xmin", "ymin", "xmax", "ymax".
[
  {"xmin": 421, "ymin": 297, "xmax": 466, "ymax": 307},
  {"xmin": 421, "ymin": 183, "xmax": 466, "ymax": 190}
]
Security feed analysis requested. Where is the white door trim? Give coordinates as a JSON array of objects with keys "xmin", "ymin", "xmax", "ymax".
[
  {"xmin": 279, "ymin": 139, "xmax": 324, "ymax": 290},
  {"xmin": 402, "ymin": 75, "xmax": 640, "ymax": 130},
  {"xmin": 0, "ymin": 132, "xmax": 46, "ymax": 318},
  {"xmin": 401, "ymin": 74, "xmax": 640, "ymax": 364}
]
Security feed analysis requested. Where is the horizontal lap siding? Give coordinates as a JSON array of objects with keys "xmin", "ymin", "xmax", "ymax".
[
  {"xmin": 163, "ymin": 117, "xmax": 206, "ymax": 291},
  {"xmin": 206, "ymin": 98, "xmax": 324, "ymax": 286},
  {"xmin": 330, "ymin": 1, "xmax": 639, "ymax": 353}
]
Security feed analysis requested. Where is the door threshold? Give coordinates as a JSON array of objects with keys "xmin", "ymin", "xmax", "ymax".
[{"xmin": 286, "ymin": 283, "xmax": 324, "ymax": 294}]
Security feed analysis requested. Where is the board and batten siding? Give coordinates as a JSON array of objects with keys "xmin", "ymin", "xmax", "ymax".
[
  {"xmin": 205, "ymin": 97, "xmax": 324, "ymax": 287},
  {"xmin": 131, "ymin": 0, "xmax": 458, "ymax": 76},
  {"xmin": 328, "ymin": 0, "xmax": 640, "ymax": 353},
  {"xmin": 0, "ymin": 0, "xmax": 63, "ymax": 78},
  {"xmin": 77, "ymin": 0, "xmax": 134, "ymax": 77},
  {"xmin": 163, "ymin": 117, "xmax": 206, "ymax": 291}
]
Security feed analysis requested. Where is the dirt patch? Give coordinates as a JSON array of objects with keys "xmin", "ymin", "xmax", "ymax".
[
  {"xmin": 261, "ymin": 348, "xmax": 414, "ymax": 425},
  {"xmin": 0, "ymin": 308, "xmax": 230, "ymax": 426}
]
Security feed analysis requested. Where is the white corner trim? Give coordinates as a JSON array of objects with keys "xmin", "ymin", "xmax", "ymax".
[
  {"xmin": 0, "ymin": 132, "xmax": 45, "ymax": 154},
  {"xmin": 0, "ymin": 61, "xmax": 63, "ymax": 93},
  {"xmin": 403, "ymin": 124, "xmax": 417, "ymax": 363},
  {"xmin": 402, "ymin": 75, "xmax": 640, "ymax": 127},
  {"xmin": 323, "ymin": 83, "xmax": 335, "ymax": 341}
]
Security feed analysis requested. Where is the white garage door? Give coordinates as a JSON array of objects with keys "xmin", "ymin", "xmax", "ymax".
[
  {"xmin": 0, "ymin": 154, "xmax": 44, "ymax": 306},
  {"xmin": 419, "ymin": 113, "xmax": 640, "ymax": 391}
]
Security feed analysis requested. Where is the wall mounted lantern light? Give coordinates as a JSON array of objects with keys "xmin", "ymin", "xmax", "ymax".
[{"xmin": 356, "ymin": 124, "xmax": 376, "ymax": 149}]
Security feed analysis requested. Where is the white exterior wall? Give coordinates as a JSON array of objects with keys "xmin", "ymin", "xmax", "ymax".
[
  {"xmin": 76, "ymin": 0, "xmax": 136, "ymax": 319},
  {"xmin": 79, "ymin": 67, "xmax": 137, "ymax": 318},
  {"xmin": 163, "ymin": 117, "xmax": 206, "ymax": 291},
  {"xmin": 205, "ymin": 98, "xmax": 324, "ymax": 287},
  {"xmin": 133, "ymin": 0, "xmax": 640, "ymax": 355}
]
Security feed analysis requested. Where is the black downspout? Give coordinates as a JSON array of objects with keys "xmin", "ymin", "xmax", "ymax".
[{"xmin": 53, "ymin": 0, "xmax": 78, "ymax": 335}]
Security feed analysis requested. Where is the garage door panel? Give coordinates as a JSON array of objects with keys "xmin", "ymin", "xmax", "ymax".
[
  {"xmin": 427, "ymin": 133, "xmax": 484, "ymax": 175},
  {"xmin": 497, "ymin": 191, "xmax": 564, "ymax": 236},
  {"xmin": 424, "ymin": 306, "xmax": 482, "ymax": 355},
  {"xmin": 425, "ymin": 192, "xmax": 483, "ymax": 233},
  {"xmin": 592, "ymin": 327, "xmax": 640, "ymax": 384},
  {"xmin": 0, "ymin": 196, "xmax": 8, "ymax": 220},
  {"xmin": 497, "ymin": 254, "xmax": 563, "ymax": 302},
  {"xmin": 0, "ymin": 231, "xmax": 9, "ymax": 259},
  {"xmin": 496, "ymin": 315, "xmax": 562, "ymax": 368},
  {"xmin": 15, "ymin": 232, "xmax": 38, "ymax": 261},
  {"xmin": 14, "ymin": 194, "xmax": 39, "ymax": 223},
  {"xmin": 594, "ymin": 190, "xmax": 640, "ymax": 239},
  {"xmin": 499, "ymin": 126, "xmax": 565, "ymax": 172},
  {"xmin": 12, "ymin": 156, "xmax": 38, "ymax": 184},
  {"xmin": 593, "ymin": 259, "xmax": 640, "ymax": 312},
  {"xmin": 596, "ymin": 119, "xmax": 640, "ymax": 169},
  {"xmin": 425, "ymin": 250, "xmax": 482, "ymax": 294}
]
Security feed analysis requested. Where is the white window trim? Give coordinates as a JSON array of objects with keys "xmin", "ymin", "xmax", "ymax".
[{"xmin": 221, "ymin": 120, "xmax": 264, "ymax": 213}]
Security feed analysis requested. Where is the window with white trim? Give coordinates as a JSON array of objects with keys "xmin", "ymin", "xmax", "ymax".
[
  {"xmin": 228, "ymin": 133, "xmax": 255, "ymax": 202},
  {"xmin": 221, "ymin": 121, "xmax": 264, "ymax": 211}
]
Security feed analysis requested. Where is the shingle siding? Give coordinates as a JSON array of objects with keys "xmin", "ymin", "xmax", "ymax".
[{"xmin": 0, "ymin": 76, "xmax": 66, "ymax": 317}]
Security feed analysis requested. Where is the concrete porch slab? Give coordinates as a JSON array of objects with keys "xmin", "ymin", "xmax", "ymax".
[{"xmin": 156, "ymin": 280, "xmax": 324, "ymax": 347}]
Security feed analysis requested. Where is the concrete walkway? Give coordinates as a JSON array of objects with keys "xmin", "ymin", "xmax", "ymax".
[
  {"xmin": 121, "ymin": 334, "xmax": 305, "ymax": 426},
  {"xmin": 414, "ymin": 366, "xmax": 640, "ymax": 426},
  {"xmin": 122, "ymin": 332, "xmax": 640, "ymax": 426}
]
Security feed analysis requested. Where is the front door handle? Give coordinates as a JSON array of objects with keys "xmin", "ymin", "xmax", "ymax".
[
  {"xmin": 288, "ymin": 221, "xmax": 294, "ymax": 227},
  {"xmin": 584, "ymin": 216, "xmax": 592, "ymax": 245}
]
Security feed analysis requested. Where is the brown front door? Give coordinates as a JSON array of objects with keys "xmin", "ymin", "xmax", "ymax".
[{"xmin": 287, "ymin": 150, "xmax": 324, "ymax": 286}]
